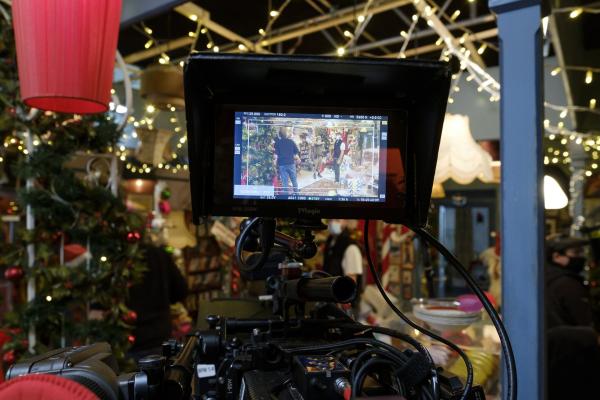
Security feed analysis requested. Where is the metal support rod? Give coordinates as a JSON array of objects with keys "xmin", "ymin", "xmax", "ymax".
[
  {"xmin": 380, "ymin": 28, "xmax": 497, "ymax": 58},
  {"xmin": 339, "ymin": 14, "xmax": 495, "ymax": 53},
  {"xmin": 568, "ymin": 142, "xmax": 587, "ymax": 235},
  {"xmin": 319, "ymin": 29, "xmax": 339, "ymax": 47},
  {"xmin": 491, "ymin": 0, "xmax": 544, "ymax": 398},
  {"xmin": 258, "ymin": 0, "xmax": 411, "ymax": 47},
  {"xmin": 174, "ymin": 3, "xmax": 267, "ymax": 53},
  {"xmin": 306, "ymin": 0, "xmax": 392, "ymax": 53},
  {"xmin": 124, "ymin": 36, "xmax": 193, "ymax": 64},
  {"xmin": 110, "ymin": 155, "xmax": 119, "ymax": 197},
  {"xmin": 412, "ymin": 0, "xmax": 485, "ymax": 66},
  {"xmin": 25, "ymin": 132, "xmax": 35, "ymax": 353}
]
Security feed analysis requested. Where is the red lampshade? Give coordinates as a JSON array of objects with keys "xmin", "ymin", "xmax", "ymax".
[{"xmin": 11, "ymin": 0, "xmax": 122, "ymax": 114}]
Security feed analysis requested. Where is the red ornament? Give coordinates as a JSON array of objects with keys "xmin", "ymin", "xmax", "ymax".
[
  {"xmin": 2, "ymin": 350, "xmax": 15, "ymax": 365},
  {"xmin": 127, "ymin": 335, "xmax": 136, "ymax": 344},
  {"xmin": 122, "ymin": 310, "xmax": 138, "ymax": 324},
  {"xmin": 4, "ymin": 266, "xmax": 24, "ymax": 281},
  {"xmin": 11, "ymin": 0, "xmax": 122, "ymax": 114},
  {"xmin": 126, "ymin": 231, "xmax": 142, "ymax": 243},
  {"xmin": 158, "ymin": 200, "xmax": 171, "ymax": 215},
  {"xmin": 8, "ymin": 328, "xmax": 22, "ymax": 336}
]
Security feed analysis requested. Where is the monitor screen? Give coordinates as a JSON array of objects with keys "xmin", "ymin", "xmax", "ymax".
[{"xmin": 232, "ymin": 111, "xmax": 388, "ymax": 203}]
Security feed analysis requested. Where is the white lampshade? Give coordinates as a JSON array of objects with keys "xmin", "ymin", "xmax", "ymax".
[
  {"xmin": 434, "ymin": 114, "xmax": 494, "ymax": 184},
  {"xmin": 544, "ymin": 175, "xmax": 568, "ymax": 209}
]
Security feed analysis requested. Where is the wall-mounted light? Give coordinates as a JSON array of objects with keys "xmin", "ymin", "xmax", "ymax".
[{"xmin": 544, "ymin": 175, "xmax": 568, "ymax": 209}]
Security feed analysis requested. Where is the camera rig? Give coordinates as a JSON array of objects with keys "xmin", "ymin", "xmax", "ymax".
[{"xmin": 4, "ymin": 218, "xmax": 485, "ymax": 400}]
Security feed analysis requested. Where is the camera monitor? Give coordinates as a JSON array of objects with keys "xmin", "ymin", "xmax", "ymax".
[{"xmin": 184, "ymin": 54, "xmax": 450, "ymax": 226}]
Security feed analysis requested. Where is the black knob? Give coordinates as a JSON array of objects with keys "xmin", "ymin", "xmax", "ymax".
[
  {"xmin": 228, "ymin": 337, "xmax": 242, "ymax": 350},
  {"xmin": 162, "ymin": 339, "xmax": 180, "ymax": 357},
  {"xmin": 138, "ymin": 354, "xmax": 166, "ymax": 370},
  {"xmin": 206, "ymin": 314, "xmax": 220, "ymax": 329},
  {"xmin": 138, "ymin": 355, "xmax": 166, "ymax": 385}
]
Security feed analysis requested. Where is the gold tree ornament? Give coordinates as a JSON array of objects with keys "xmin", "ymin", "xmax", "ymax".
[{"xmin": 140, "ymin": 64, "xmax": 185, "ymax": 111}]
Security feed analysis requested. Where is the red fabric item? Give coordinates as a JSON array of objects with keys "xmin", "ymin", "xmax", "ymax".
[
  {"xmin": 12, "ymin": 0, "xmax": 122, "ymax": 114},
  {"xmin": 0, "ymin": 374, "xmax": 99, "ymax": 400},
  {"xmin": 494, "ymin": 233, "xmax": 501, "ymax": 256},
  {"xmin": 64, "ymin": 244, "xmax": 87, "ymax": 262},
  {"xmin": 358, "ymin": 220, "xmax": 379, "ymax": 285}
]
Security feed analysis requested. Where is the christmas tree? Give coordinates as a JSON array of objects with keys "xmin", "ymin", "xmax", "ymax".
[
  {"xmin": 0, "ymin": 9, "xmax": 145, "ymax": 366},
  {"xmin": 242, "ymin": 121, "xmax": 277, "ymax": 185}
]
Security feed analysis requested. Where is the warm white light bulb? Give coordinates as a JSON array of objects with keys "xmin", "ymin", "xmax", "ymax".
[
  {"xmin": 544, "ymin": 175, "xmax": 568, "ymax": 209},
  {"xmin": 569, "ymin": 8, "xmax": 583, "ymax": 19}
]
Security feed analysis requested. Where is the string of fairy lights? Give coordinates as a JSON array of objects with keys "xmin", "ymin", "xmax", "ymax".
[{"xmin": 4, "ymin": 0, "xmax": 588, "ymax": 177}]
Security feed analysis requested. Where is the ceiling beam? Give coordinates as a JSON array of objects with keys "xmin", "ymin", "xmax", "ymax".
[
  {"xmin": 123, "ymin": 2, "xmax": 271, "ymax": 63},
  {"xmin": 305, "ymin": 0, "xmax": 392, "ymax": 53},
  {"xmin": 328, "ymin": 14, "xmax": 494, "ymax": 55},
  {"xmin": 174, "ymin": 3, "xmax": 267, "ymax": 53},
  {"xmin": 258, "ymin": 0, "xmax": 412, "ymax": 47},
  {"xmin": 124, "ymin": 37, "xmax": 194, "ymax": 64},
  {"xmin": 412, "ymin": 0, "xmax": 485, "ymax": 67},
  {"xmin": 381, "ymin": 27, "xmax": 497, "ymax": 58},
  {"xmin": 125, "ymin": 0, "xmax": 409, "ymax": 63}
]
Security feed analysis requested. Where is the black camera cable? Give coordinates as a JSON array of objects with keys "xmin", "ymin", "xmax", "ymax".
[
  {"xmin": 363, "ymin": 220, "xmax": 473, "ymax": 400},
  {"xmin": 235, "ymin": 217, "xmax": 275, "ymax": 272},
  {"xmin": 413, "ymin": 226, "xmax": 516, "ymax": 400}
]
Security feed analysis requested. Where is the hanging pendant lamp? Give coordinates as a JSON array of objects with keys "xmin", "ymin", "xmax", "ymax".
[
  {"xmin": 434, "ymin": 114, "xmax": 494, "ymax": 185},
  {"xmin": 12, "ymin": 0, "xmax": 122, "ymax": 114}
]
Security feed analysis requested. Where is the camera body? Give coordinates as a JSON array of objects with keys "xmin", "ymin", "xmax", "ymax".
[{"xmin": 5, "ymin": 270, "xmax": 485, "ymax": 400}]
